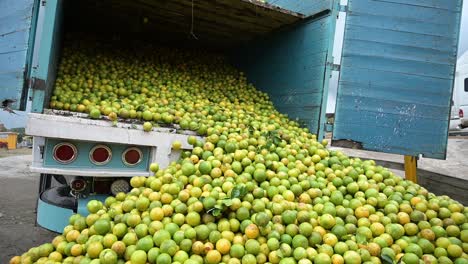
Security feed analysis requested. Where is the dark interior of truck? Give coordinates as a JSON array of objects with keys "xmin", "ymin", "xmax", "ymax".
[{"xmin": 63, "ymin": 0, "xmax": 303, "ymax": 49}]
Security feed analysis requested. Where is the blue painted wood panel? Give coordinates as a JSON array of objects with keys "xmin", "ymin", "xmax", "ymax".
[
  {"xmin": 0, "ymin": 0, "xmax": 35, "ymax": 110},
  {"xmin": 232, "ymin": 14, "xmax": 335, "ymax": 136},
  {"xmin": 270, "ymin": 0, "xmax": 333, "ymax": 16},
  {"xmin": 31, "ymin": 0, "xmax": 63, "ymax": 113},
  {"xmin": 333, "ymin": 0, "xmax": 463, "ymax": 159}
]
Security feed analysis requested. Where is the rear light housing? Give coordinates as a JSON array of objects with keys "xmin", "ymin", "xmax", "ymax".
[
  {"xmin": 70, "ymin": 178, "xmax": 87, "ymax": 192},
  {"xmin": 122, "ymin": 147, "xmax": 143, "ymax": 166},
  {"xmin": 89, "ymin": 145, "xmax": 112, "ymax": 165},
  {"xmin": 460, "ymin": 109, "xmax": 464, "ymax": 118},
  {"xmin": 53, "ymin": 142, "xmax": 78, "ymax": 164}
]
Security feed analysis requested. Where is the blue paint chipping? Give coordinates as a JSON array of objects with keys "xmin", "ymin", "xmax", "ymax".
[
  {"xmin": 333, "ymin": 0, "xmax": 463, "ymax": 159},
  {"xmin": 0, "ymin": 0, "xmax": 35, "ymax": 110}
]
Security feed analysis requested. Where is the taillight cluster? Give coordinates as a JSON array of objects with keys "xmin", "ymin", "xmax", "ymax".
[
  {"xmin": 52, "ymin": 142, "xmax": 143, "ymax": 166},
  {"xmin": 460, "ymin": 109, "xmax": 464, "ymax": 118}
]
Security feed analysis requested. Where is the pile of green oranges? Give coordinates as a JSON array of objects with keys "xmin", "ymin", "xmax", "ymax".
[
  {"xmin": 48, "ymin": 39, "xmax": 276, "ymax": 134},
  {"xmin": 10, "ymin": 39, "xmax": 467, "ymax": 264}
]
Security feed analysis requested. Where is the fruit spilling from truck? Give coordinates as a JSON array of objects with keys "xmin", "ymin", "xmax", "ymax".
[{"xmin": 10, "ymin": 40, "xmax": 468, "ymax": 264}]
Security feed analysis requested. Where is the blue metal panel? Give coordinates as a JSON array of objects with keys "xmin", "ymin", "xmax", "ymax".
[
  {"xmin": 0, "ymin": 0, "xmax": 36, "ymax": 110},
  {"xmin": 271, "ymin": 0, "xmax": 333, "ymax": 16},
  {"xmin": 44, "ymin": 139, "xmax": 151, "ymax": 172},
  {"xmin": 333, "ymin": 0, "xmax": 463, "ymax": 159},
  {"xmin": 37, "ymin": 198, "xmax": 74, "ymax": 233},
  {"xmin": 31, "ymin": 0, "xmax": 63, "ymax": 113},
  {"xmin": 233, "ymin": 13, "xmax": 336, "ymax": 138}
]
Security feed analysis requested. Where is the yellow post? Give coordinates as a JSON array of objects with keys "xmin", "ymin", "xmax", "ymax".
[
  {"xmin": 404, "ymin": 155, "xmax": 417, "ymax": 183},
  {"xmin": 7, "ymin": 133, "xmax": 18, "ymax": 150}
]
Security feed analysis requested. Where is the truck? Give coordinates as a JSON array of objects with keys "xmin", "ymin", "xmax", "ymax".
[
  {"xmin": 454, "ymin": 51, "xmax": 468, "ymax": 128},
  {"xmin": 0, "ymin": 0, "xmax": 463, "ymax": 232}
]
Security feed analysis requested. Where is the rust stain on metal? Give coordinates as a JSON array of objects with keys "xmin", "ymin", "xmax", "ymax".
[{"xmin": 32, "ymin": 78, "xmax": 46, "ymax": 91}]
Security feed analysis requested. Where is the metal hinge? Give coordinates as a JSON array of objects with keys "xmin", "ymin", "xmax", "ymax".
[{"xmin": 326, "ymin": 62, "xmax": 341, "ymax": 71}]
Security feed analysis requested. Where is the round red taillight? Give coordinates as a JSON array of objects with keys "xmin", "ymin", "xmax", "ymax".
[
  {"xmin": 122, "ymin": 147, "xmax": 142, "ymax": 166},
  {"xmin": 53, "ymin": 142, "xmax": 77, "ymax": 164},
  {"xmin": 89, "ymin": 145, "xmax": 112, "ymax": 165}
]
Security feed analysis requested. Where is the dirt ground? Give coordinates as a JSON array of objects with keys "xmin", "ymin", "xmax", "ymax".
[
  {"xmin": 0, "ymin": 155, "xmax": 56, "ymax": 263},
  {"xmin": 0, "ymin": 147, "xmax": 31, "ymax": 158}
]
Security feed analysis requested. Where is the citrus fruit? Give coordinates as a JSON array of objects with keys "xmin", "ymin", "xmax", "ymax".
[
  {"xmin": 402, "ymin": 253, "xmax": 419, "ymax": 264},
  {"xmin": 131, "ymin": 250, "xmax": 147, "ymax": 264},
  {"xmin": 315, "ymin": 253, "xmax": 332, "ymax": 264},
  {"xmin": 172, "ymin": 141, "xmax": 182, "ymax": 150},
  {"xmin": 89, "ymin": 108, "xmax": 101, "ymax": 119},
  {"xmin": 143, "ymin": 122, "xmax": 152, "ymax": 132},
  {"xmin": 149, "ymin": 163, "xmax": 160, "ymax": 173},
  {"xmin": 136, "ymin": 236, "xmax": 154, "ymax": 252},
  {"xmin": 87, "ymin": 242, "xmax": 103, "ymax": 258},
  {"xmin": 99, "ymin": 249, "xmax": 118, "ymax": 264},
  {"xmin": 319, "ymin": 214, "xmax": 336, "ymax": 230}
]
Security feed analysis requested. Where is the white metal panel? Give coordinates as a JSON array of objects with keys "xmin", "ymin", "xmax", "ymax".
[
  {"xmin": 29, "ymin": 166, "xmax": 151, "ymax": 177},
  {"xmin": 26, "ymin": 113, "xmax": 202, "ymax": 148}
]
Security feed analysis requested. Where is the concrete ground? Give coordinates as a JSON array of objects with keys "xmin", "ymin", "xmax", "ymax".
[{"xmin": 0, "ymin": 154, "xmax": 55, "ymax": 263}]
